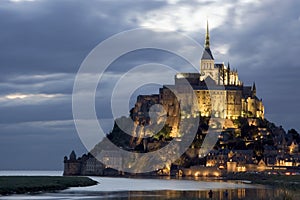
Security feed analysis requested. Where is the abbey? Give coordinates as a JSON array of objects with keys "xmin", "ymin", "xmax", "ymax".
[
  {"xmin": 182, "ymin": 22, "xmax": 264, "ymax": 119},
  {"xmin": 64, "ymin": 24, "xmax": 300, "ymax": 177},
  {"xmin": 131, "ymin": 23, "xmax": 264, "ymax": 137}
]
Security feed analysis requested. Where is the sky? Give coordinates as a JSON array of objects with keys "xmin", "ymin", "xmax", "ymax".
[{"xmin": 0, "ymin": 0, "xmax": 300, "ymax": 170}]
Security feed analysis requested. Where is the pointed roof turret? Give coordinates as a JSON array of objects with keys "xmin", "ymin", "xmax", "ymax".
[
  {"xmin": 227, "ymin": 62, "xmax": 230, "ymax": 85},
  {"xmin": 201, "ymin": 21, "xmax": 214, "ymax": 60},
  {"xmin": 69, "ymin": 150, "xmax": 77, "ymax": 160},
  {"xmin": 252, "ymin": 82, "xmax": 256, "ymax": 91},
  {"xmin": 252, "ymin": 82, "xmax": 256, "ymax": 96}
]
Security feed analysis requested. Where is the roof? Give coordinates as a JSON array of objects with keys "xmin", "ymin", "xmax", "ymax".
[
  {"xmin": 203, "ymin": 76, "xmax": 217, "ymax": 86},
  {"xmin": 201, "ymin": 48, "xmax": 214, "ymax": 60},
  {"xmin": 214, "ymin": 63, "xmax": 224, "ymax": 69},
  {"xmin": 243, "ymin": 86, "xmax": 252, "ymax": 97}
]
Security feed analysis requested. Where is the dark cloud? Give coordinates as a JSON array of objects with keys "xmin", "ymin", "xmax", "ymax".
[
  {"xmin": 0, "ymin": 0, "xmax": 167, "ymax": 77},
  {"xmin": 0, "ymin": 97, "xmax": 71, "ymax": 123},
  {"xmin": 0, "ymin": 122, "xmax": 86, "ymax": 170}
]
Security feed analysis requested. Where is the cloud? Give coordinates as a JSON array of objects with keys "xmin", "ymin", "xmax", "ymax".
[
  {"xmin": 0, "ymin": 73, "xmax": 74, "ymax": 97},
  {"xmin": 0, "ymin": 93, "xmax": 65, "ymax": 106},
  {"xmin": 10, "ymin": 0, "xmax": 37, "ymax": 2},
  {"xmin": 133, "ymin": 0, "xmax": 231, "ymax": 31},
  {"xmin": 0, "ymin": 119, "xmax": 86, "ymax": 170},
  {"xmin": 5, "ymin": 93, "xmax": 60, "ymax": 100}
]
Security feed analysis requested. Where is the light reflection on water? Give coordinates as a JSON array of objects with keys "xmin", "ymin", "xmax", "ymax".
[
  {"xmin": 0, "ymin": 189, "xmax": 285, "ymax": 200},
  {"xmin": 0, "ymin": 171, "xmax": 294, "ymax": 200}
]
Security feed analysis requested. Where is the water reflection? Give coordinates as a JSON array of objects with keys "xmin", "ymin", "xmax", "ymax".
[
  {"xmin": 56, "ymin": 189, "xmax": 294, "ymax": 200},
  {"xmin": 109, "ymin": 189, "xmax": 294, "ymax": 200},
  {"xmin": 0, "ymin": 188, "xmax": 292, "ymax": 200}
]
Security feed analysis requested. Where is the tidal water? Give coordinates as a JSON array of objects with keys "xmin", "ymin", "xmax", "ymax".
[{"xmin": 0, "ymin": 171, "xmax": 292, "ymax": 200}]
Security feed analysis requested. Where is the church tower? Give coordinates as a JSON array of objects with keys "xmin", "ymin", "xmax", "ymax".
[{"xmin": 200, "ymin": 21, "xmax": 216, "ymax": 82}]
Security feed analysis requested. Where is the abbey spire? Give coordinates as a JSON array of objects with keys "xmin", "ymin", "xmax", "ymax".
[
  {"xmin": 205, "ymin": 20, "xmax": 210, "ymax": 49},
  {"xmin": 201, "ymin": 21, "xmax": 214, "ymax": 60}
]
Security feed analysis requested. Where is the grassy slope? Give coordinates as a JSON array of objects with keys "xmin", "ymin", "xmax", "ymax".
[{"xmin": 0, "ymin": 176, "xmax": 98, "ymax": 195}]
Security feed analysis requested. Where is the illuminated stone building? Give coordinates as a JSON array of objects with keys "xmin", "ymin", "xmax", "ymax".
[{"xmin": 131, "ymin": 22, "xmax": 264, "ymax": 137}]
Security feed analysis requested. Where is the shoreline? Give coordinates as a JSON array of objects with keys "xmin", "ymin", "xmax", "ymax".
[{"xmin": 0, "ymin": 176, "xmax": 97, "ymax": 196}]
